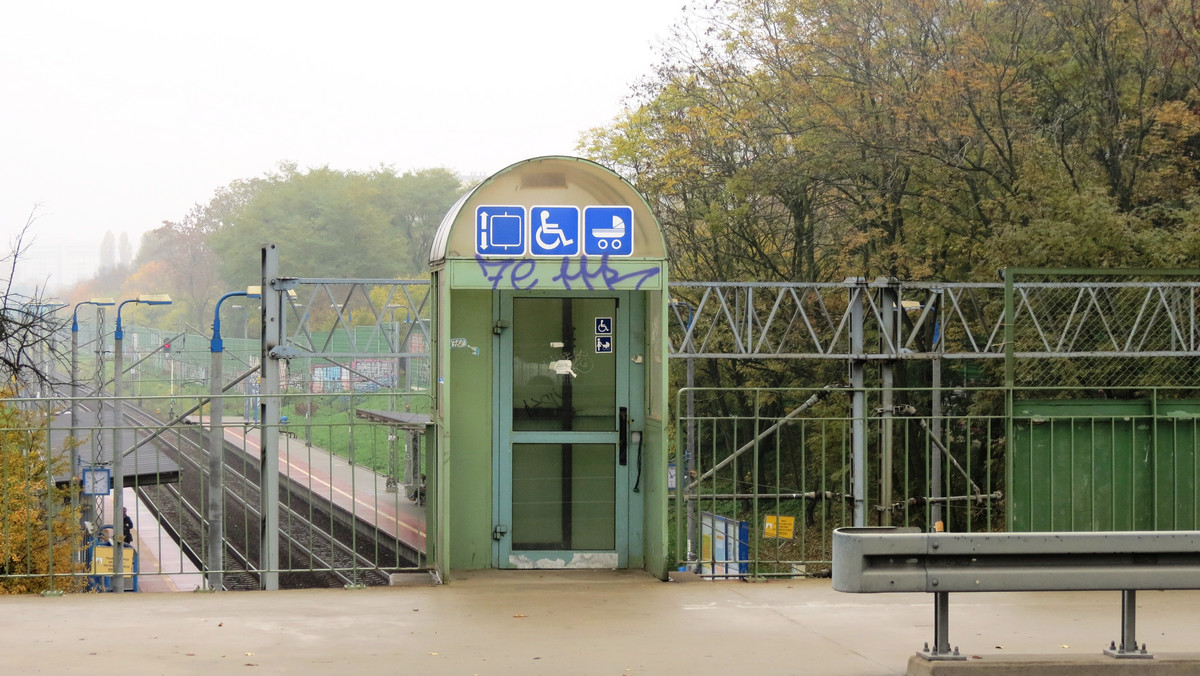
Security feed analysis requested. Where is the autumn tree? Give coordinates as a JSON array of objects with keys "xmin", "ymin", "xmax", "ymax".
[
  {"xmin": 583, "ymin": 0, "xmax": 1200, "ymax": 511},
  {"xmin": 135, "ymin": 179, "xmax": 262, "ymax": 329},
  {"xmin": 0, "ymin": 398, "xmax": 83, "ymax": 594},
  {"xmin": 587, "ymin": 0, "xmax": 1200, "ymax": 280}
]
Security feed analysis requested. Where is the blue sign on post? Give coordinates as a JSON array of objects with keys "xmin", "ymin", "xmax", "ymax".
[
  {"xmin": 475, "ymin": 206, "xmax": 526, "ymax": 256},
  {"xmin": 584, "ymin": 206, "xmax": 634, "ymax": 257},
  {"xmin": 530, "ymin": 206, "xmax": 580, "ymax": 256}
]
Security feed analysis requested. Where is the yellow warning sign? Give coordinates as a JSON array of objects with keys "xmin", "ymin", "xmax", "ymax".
[
  {"xmin": 764, "ymin": 515, "xmax": 795, "ymax": 539},
  {"xmin": 90, "ymin": 546, "xmax": 135, "ymax": 581}
]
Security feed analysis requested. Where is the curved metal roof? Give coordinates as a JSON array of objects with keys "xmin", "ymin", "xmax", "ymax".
[{"xmin": 429, "ymin": 156, "xmax": 667, "ymax": 266}]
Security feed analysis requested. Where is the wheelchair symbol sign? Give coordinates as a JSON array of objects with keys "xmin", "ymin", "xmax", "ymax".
[
  {"xmin": 530, "ymin": 206, "xmax": 580, "ymax": 256},
  {"xmin": 595, "ymin": 317, "xmax": 612, "ymax": 335}
]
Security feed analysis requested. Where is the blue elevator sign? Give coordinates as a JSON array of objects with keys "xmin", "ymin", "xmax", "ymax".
[
  {"xmin": 583, "ymin": 206, "xmax": 634, "ymax": 256},
  {"xmin": 530, "ymin": 206, "xmax": 580, "ymax": 256},
  {"xmin": 475, "ymin": 206, "xmax": 526, "ymax": 256}
]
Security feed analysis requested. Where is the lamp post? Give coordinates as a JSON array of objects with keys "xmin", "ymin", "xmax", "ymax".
[
  {"xmin": 207, "ymin": 287, "xmax": 261, "ymax": 591},
  {"xmin": 70, "ymin": 298, "xmax": 114, "ymax": 539},
  {"xmin": 111, "ymin": 294, "xmax": 171, "ymax": 593}
]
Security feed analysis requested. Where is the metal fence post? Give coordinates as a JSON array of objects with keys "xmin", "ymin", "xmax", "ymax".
[
  {"xmin": 878, "ymin": 278, "xmax": 898, "ymax": 526},
  {"xmin": 111, "ymin": 325, "xmax": 126, "ymax": 593},
  {"xmin": 260, "ymin": 245, "xmax": 281, "ymax": 590},
  {"xmin": 931, "ymin": 288, "xmax": 944, "ymax": 531},
  {"xmin": 208, "ymin": 328, "xmax": 225, "ymax": 590},
  {"xmin": 849, "ymin": 278, "xmax": 867, "ymax": 527}
]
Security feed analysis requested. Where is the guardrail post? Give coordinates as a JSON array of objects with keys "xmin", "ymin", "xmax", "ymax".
[
  {"xmin": 934, "ymin": 591, "xmax": 950, "ymax": 655},
  {"xmin": 1121, "ymin": 590, "xmax": 1137, "ymax": 653},
  {"xmin": 919, "ymin": 591, "xmax": 964, "ymax": 660},
  {"xmin": 1105, "ymin": 590, "xmax": 1152, "ymax": 659}
]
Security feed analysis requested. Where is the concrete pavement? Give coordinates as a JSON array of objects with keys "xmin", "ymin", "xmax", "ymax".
[{"xmin": 4, "ymin": 571, "xmax": 1200, "ymax": 675}]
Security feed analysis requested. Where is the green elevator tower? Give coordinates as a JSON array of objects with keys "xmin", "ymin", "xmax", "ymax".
[{"xmin": 427, "ymin": 157, "xmax": 670, "ymax": 580}]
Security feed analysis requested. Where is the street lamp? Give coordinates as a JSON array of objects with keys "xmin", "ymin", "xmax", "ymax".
[
  {"xmin": 207, "ymin": 286, "xmax": 261, "ymax": 591},
  {"xmin": 70, "ymin": 297, "xmax": 114, "ymax": 539},
  {"xmin": 229, "ymin": 305, "xmax": 248, "ymax": 341},
  {"xmin": 111, "ymin": 294, "xmax": 171, "ymax": 593}
]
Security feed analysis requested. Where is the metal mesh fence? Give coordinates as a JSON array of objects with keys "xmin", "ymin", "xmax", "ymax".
[
  {"xmin": 672, "ymin": 385, "xmax": 1006, "ymax": 579},
  {"xmin": 1006, "ymin": 272, "xmax": 1200, "ymax": 391},
  {"xmin": 0, "ymin": 389, "xmax": 430, "ymax": 594},
  {"xmin": 6, "ymin": 273, "xmax": 1198, "ymax": 589}
]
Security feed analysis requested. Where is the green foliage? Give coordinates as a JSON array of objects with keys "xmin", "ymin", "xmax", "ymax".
[
  {"xmin": 72, "ymin": 164, "xmax": 463, "ymax": 328},
  {"xmin": 209, "ymin": 164, "xmax": 465, "ymax": 283}
]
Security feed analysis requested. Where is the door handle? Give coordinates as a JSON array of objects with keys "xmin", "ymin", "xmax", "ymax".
[{"xmin": 619, "ymin": 407, "xmax": 628, "ymax": 466}]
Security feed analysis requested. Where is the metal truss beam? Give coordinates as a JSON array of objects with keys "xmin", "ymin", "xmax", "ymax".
[
  {"xmin": 265, "ymin": 277, "xmax": 1198, "ymax": 363},
  {"xmin": 666, "ymin": 278, "xmax": 1200, "ymax": 360}
]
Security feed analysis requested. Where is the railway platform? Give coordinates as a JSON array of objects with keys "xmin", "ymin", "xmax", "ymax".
[
  {"xmin": 5, "ymin": 571, "xmax": 1199, "ymax": 675},
  {"xmin": 170, "ymin": 414, "xmax": 426, "ymax": 571},
  {"xmin": 98, "ymin": 489, "xmax": 204, "ymax": 592},
  {"xmin": 214, "ymin": 416, "xmax": 427, "ymax": 554}
]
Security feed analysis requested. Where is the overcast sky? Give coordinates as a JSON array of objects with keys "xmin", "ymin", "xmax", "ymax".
[{"xmin": 1, "ymin": 1, "xmax": 686, "ymax": 293}]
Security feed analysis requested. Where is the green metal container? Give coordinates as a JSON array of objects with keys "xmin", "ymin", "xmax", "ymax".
[{"xmin": 1010, "ymin": 399, "xmax": 1200, "ymax": 531}]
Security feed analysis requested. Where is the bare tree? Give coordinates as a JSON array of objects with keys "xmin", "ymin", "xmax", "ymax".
[{"xmin": 1, "ymin": 210, "xmax": 68, "ymax": 388}]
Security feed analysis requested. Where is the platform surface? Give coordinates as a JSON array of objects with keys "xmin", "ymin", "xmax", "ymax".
[{"xmin": 4, "ymin": 572, "xmax": 1200, "ymax": 675}]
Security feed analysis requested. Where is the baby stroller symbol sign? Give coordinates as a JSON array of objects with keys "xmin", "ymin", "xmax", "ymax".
[{"xmin": 584, "ymin": 206, "xmax": 634, "ymax": 256}]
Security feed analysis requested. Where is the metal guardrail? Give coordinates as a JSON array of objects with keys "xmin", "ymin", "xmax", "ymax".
[{"xmin": 832, "ymin": 527, "xmax": 1200, "ymax": 661}]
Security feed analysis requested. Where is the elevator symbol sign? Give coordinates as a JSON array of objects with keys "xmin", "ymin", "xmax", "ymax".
[
  {"xmin": 530, "ymin": 206, "xmax": 580, "ymax": 256},
  {"xmin": 475, "ymin": 205, "xmax": 526, "ymax": 256},
  {"xmin": 584, "ymin": 206, "xmax": 634, "ymax": 257}
]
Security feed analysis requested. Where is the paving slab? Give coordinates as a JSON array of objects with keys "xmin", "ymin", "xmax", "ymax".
[{"xmin": 3, "ymin": 572, "xmax": 1199, "ymax": 675}]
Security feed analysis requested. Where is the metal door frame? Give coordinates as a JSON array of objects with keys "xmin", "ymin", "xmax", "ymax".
[{"xmin": 493, "ymin": 289, "xmax": 643, "ymax": 568}]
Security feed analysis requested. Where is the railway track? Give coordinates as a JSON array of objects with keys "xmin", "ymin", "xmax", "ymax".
[{"xmin": 74, "ymin": 396, "xmax": 402, "ymax": 589}]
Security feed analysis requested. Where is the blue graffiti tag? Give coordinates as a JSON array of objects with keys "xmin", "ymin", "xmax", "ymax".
[
  {"xmin": 552, "ymin": 255, "xmax": 660, "ymax": 291},
  {"xmin": 476, "ymin": 257, "xmax": 539, "ymax": 290},
  {"xmin": 474, "ymin": 255, "xmax": 661, "ymax": 291}
]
